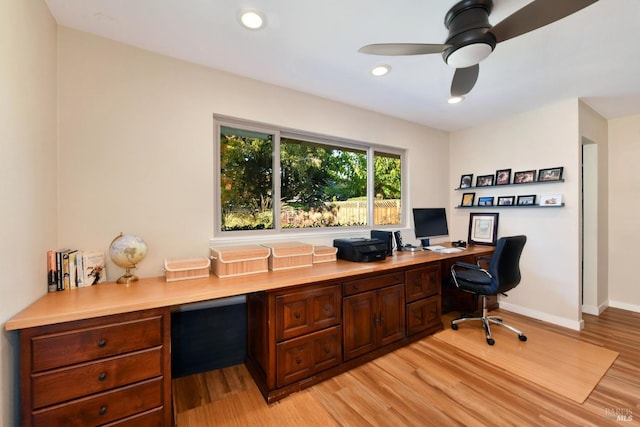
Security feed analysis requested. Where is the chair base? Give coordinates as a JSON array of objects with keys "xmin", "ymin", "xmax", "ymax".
[{"xmin": 451, "ymin": 296, "xmax": 527, "ymax": 345}]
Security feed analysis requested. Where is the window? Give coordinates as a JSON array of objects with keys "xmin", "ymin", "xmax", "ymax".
[{"xmin": 215, "ymin": 117, "xmax": 404, "ymax": 235}]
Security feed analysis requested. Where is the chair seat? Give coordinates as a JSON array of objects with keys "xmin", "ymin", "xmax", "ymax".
[{"xmin": 453, "ymin": 268, "xmax": 493, "ymax": 294}]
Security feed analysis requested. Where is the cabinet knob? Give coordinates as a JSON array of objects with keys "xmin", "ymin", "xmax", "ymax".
[
  {"xmin": 99, "ymin": 406, "xmax": 107, "ymax": 416},
  {"xmin": 324, "ymin": 305, "xmax": 331, "ymax": 312},
  {"xmin": 296, "ymin": 358, "xmax": 302, "ymax": 365},
  {"xmin": 97, "ymin": 339, "xmax": 107, "ymax": 348},
  {"xmin": 325, "ymin": 348, "xmax": 331, "ymax": 354},
  {"xmin": 295, "ymin": 312, "xmax": 301, "ymax": 319},
  {"xmin": 98, "ymin": 372, "xmax": 107, "ymax": 381}
]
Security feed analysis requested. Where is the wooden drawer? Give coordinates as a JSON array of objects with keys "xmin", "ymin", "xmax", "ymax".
[
  {"xmin": 405, "ymin": 264, "xmax": 440, "ymax": 303},
  {"xmin": 31, "ymin": 316, "xmax": 163, "ymax": 372},
  {"xmin": 407, "ymin": 296, "xmax": 441, "ymax": 336},
  {"xmin": 32, "ymin": 347, "xmax": 162, "ymax": 409},
  {"xmin": 101, "ymin": 407, "xmax": 165, "ymax": 427},
  {"xmin": 275, "ymin": 284, "xmax": 341, "ymax": 341},
  {"xmin": 31, "ymin": 377, "xmax": 163, "ymax": 427},
  {"xmin": 276, "ymin": 326, "xmax": 342, "ymax": 387},
  {"xmin": 343, "ymin": 272, "xmax": 404, "ymax": 296}
]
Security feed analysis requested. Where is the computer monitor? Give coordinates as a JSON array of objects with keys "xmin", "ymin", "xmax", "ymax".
[{"xmin": 412, "ymin": 208, "xmax": 449, "ymax": 247}]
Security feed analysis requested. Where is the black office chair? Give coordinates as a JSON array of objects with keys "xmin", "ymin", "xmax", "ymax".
[{"xmin": 450, "ymin": 235, "xmax": 527, "ymax": 345}]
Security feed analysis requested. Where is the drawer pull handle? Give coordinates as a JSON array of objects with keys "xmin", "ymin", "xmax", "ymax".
[
  {"xmin": 99, "ymin": 406, "xmax": 107, "ymax": 416},
  {"xmin": 98, "ymin": 339, "xmax": 107, "ymax": 348},
  {"xmin": 325, "ymin": 348, "xmax": 331, "ymax": 354},
  {"xmin": 324, "ymin": 305, "xmax": 331, "ymax": 312},
  {"xmin": 98, "ymin": 372, "xmax": 107, "ymax": 381},
  {"xmin": 295, "ymin": 312, "xmax": 301, "ymax": 319},
  {"xmin": 296, "ymin": 358, "xmax": 302, "ymax": 365}
]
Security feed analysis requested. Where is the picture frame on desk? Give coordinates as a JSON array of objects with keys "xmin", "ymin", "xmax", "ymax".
[
  {"xmin": 461, "ymin": 192, "xmax": 475, "ymax": 207},
  {"xmin": 468, "ymin": 212, "xmax": 499, "ymax": 246},
  {"xmin": 495, "ymin": 168, "xmax": 511, "ymax": 185}
]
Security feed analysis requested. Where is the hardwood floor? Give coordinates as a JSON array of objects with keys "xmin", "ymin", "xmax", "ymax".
[{"xmin": 173, "ymin": 308, "xmax": 640, "ymax": 426}]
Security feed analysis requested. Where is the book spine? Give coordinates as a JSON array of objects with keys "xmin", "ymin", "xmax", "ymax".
[
  {"xmin": 68, "ymin": 250, "xmax": 78, "ymax": 289},
  {"xmin": 47, "ymin": 250, "xmax": 57, "ymax": 293},
  {"xmin": 55, "ymin": 250, "xmax": 64, "ymax": 291},
  {"xmin": 76, "ymin": 251, "xmax": 85, "ymax": 287},
  {"xmin": 62, "ymin": 250, "xmax": 71, "ymax": 290}
]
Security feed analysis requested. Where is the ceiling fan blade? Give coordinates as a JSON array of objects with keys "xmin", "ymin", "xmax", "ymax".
[
  {"xmin": 358, "ymin": 43, "xmax": 447, "ymax": 56},
  {"xmin": 451, "ymin": 65, "xmax": 479, "ymax": 97},
  {"xmin": 491, "ymin": 0, "xmax": 598, "ymax": 43}
]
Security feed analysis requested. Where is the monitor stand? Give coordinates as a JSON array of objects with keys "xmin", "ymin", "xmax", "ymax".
[{"xmin": 420, "ymin": 238, "xmax": 430, "ymax": 247}]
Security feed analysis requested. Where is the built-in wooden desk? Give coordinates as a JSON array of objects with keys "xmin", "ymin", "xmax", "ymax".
[{"xmin": 7, "ymin": 243, "xmax": 493, "ymax": 426}]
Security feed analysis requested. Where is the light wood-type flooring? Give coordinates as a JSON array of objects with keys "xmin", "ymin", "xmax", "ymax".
[{"xmin": 173, "ymin": 308, "xmax": 640, "ymax": 426}]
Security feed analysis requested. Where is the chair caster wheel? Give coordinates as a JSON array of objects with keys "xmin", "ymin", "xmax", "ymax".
[
  {"xmin": 451, "ymin": 323, "xmax": 459, "ymax": 330},
  {"xmin": 518, "ymin": 335, "xmax": 527, "ymax": 342},
  {"xmin": 486, "ymin": 338, "xmax": 495, "ymax": 345}
]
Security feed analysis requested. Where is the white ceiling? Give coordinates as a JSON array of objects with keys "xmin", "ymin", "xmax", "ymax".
[{"xmin": 44, "ymin": 0, "xmax": 640, "ymax": 131}]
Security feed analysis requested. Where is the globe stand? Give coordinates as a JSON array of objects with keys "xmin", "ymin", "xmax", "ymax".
[{"xmin": 116, "ymin": 266, "xmax": 139, "ymax": 285}]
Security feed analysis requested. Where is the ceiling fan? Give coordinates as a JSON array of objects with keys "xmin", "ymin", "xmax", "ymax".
[{"xmin": 358, "ymin": 0, "xmax": 599, "ymax": 98}]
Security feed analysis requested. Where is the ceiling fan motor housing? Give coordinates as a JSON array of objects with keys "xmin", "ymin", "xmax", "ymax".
[{"xmin": 443, "ymin": 0, "xmax": 496, "ymax": 68}]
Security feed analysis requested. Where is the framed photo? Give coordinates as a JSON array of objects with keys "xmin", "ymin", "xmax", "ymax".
[
  {"xmin": 459, "ymin": 174, "xmax": 473, "ymax": 189},
  {"xmin": 517, "ymin": 195, "xmax": 536, "ymax": 205},
  {"xmin": 497, "ymin": 196, "xmax": 515, "ymax": 206},
  {"xmin": 495, "ymin": 168, "xmax": 511, "ymax": 185},
  {"xmin": 476, "ymin": 174, "xmax": 494, "ymax": 187},
  {"xmin": 461, "ymin": 192, "xmax": 475, "ymax": 207},
  {"xmin": 513, "ymin": 170, "xmax": 537, "ymax": 184},
  {"xmin": 538, "ymin": 167, "xmax": 564, "ymax": 182},
  {"xmin": 468, "ymin": 212, "xmax": 499, "ymax": 246},
  {"xmin": 478, "ymin": 196, "xmax": 494, "ymax": 206},
  {"xmin": 539, "ymin": 194, "xmax": 563, "ymax": 206}
]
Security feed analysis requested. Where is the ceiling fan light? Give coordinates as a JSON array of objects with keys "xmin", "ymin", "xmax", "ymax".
[
  {"xmin": 446, "ymin": 42, "xmax": 493, "ymax": 68},
  {"xmin": 371, "ymin": 64, "xmax": 391, "ymax": 77},
  {"xmin": 448, "ymin": 95, "xmax": 465, "ymax": 104},
  {"xmin": 239, "ymin": 9, "xmax": 266, "ymax": 30}
]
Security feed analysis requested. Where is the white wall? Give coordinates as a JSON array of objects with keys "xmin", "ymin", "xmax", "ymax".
[
  {"xmin": 57, "ymin": 27, "xmax": 449, "ymax": 281},
  {"xmin": 608, "ymin": 113, "xmax": 640, "ymax": 311},
  {"xmin": 0, "ymin": 2, "xmax": 57, "ymax": 426},
  {"xmin": 450, "ymin": 100, "xmax": 583, "ymax": 329},
  {"xmin": 578, "ymin": 101, "xmax": 609, "ymax": 315}
]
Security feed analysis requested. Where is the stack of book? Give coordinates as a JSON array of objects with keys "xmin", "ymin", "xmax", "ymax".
[{"xmin": 47, "ymin": 250, "xmax": 107, "ymax": 292}]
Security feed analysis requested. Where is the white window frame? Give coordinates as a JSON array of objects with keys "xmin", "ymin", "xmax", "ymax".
[{"xmin": 213, "ymin": 114, "xmax": 406, "ymax": 239}]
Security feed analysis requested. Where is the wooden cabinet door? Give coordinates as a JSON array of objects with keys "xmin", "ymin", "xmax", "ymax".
[
  {"xmin": 343, "ymin": 290, "xmax": 377, "ymax": 361},
  {"xmin": 405, "ymin": 265, "xmax": 440, "ymax": 303},
  {"xmin": 377, "ymin": 284, "xmax": 405, "ymax": 347}
]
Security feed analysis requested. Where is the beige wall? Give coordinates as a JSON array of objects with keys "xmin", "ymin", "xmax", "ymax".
[
  {"xmin": 57, "ymin": 27, "xmax": 450, "ymax": 281},
  {"xmin": 450, "ymin": 100, "xmax": 583, "ymax": 328},
  {"xmin": 608, "ymin": 113, "xmax": 640, "ymax": 310},
  {"xmin": 0, "ymin": 1, "xmax": 57, "ymax": 426}
]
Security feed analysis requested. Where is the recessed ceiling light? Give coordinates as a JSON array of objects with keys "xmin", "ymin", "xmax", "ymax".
[
  {"xmin": 239, "ymin": 9, "xmax": 266, "ymax": 30},
  {"xmin": 448, "ymin": 95, "xmax": 464, "ymax": 104},
  {"xmin": 371, "ymin": 64, "xmax": 391, "ymax": 77}
]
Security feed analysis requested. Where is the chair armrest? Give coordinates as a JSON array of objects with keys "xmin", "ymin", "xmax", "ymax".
[
  {"xmin": 476, "ymin": 256, "xmax": 492, "ymax": 266},
  {"xmin": 454, "ymin": 261, "xmax": 481, "ymax": 270}
]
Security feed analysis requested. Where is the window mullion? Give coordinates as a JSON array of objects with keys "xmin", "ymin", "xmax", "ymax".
[{"xmin": 273, "ymin": 131, "xmax": 282, "ymax": 232}]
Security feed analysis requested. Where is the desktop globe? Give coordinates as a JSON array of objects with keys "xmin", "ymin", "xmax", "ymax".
[{"xmin": 109, "ymin": 233, "xmax": 148, "ymax": 284}]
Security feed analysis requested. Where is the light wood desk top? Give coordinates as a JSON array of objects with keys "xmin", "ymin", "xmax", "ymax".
[{"xmin": 6, "ymin": 244, "xmax": 493, "ymax": 331}]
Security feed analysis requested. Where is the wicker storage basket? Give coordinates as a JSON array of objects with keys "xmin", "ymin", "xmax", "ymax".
[
  {"xmin": 261, "ymin": 242, "xmax": 314, "ymax": 271},
  {"xmin": 312, "ymin": 245, "xmax": 338, "ymax": 263},
  {"xmin": 164, "ymin": 257, "xmax": 211, "ymax": 282},
  {"xmin": 209, "ymin": 245, "xmax": 270, "ymax": 278}
]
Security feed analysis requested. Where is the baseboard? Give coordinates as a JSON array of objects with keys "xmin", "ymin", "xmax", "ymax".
[
  {"xmin": 608, "ymin": 300, "xmax": 640, "ymax": 313},
  {"xmin": 499, "ymin": 301, "xmax": 583, "ymax": 331},
  {"xmin": 581, "ymin": 301, "xmax": 609, "ymax": 316}
]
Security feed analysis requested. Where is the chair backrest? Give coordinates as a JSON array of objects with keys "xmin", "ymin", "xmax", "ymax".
[{"xmin": 488, "ymin": 235, "xmax": 527, "ymax": 294}]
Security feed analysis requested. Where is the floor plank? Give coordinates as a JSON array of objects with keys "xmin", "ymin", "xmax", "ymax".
[{"xmin": 173, "ymin": 308, "xmax": 640, "ymax": 426}]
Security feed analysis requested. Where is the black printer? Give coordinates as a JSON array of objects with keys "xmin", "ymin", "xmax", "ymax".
[{"xmin": 333, "ymin": 238, "xmax": 387, "ymax": 262}]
